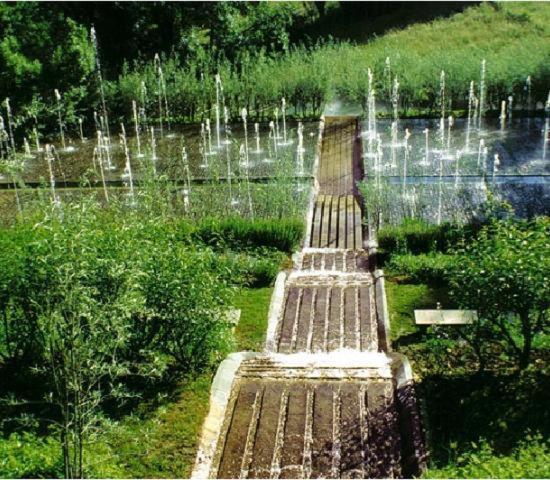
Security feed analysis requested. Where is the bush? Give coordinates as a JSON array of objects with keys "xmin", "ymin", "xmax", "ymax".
[
  {"xmin": 447, "ymin": 217, "xmax": 549, "ymax": 370},
  {"xmin": 0, "ymin": 432, "xmax": 63, "ymax": 479},
  {"xmin": 386, "ymin": 253, "xmax": 453, "ymax": 284},
  {"xmin": 193, "ymin": 216, "xmax": 303, "ymax": 253}
]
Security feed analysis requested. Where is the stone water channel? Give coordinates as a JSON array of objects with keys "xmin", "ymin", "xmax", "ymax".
[{"xmin": 192, "ymin": 116, "xmax": 427, "ymax": 479}]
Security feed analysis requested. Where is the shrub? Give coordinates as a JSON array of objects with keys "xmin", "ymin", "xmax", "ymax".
[
  {"xmin": 0, "ymin": 432, "xmax": 63, "ymax": 479},
  {"xmin": 386, "ymin": 253, "xmax": 453, "ymax": 284},
  {"xmin": 447, "ymin": 217, "xmax": 549, "ymax": 369},
  {"xmin": 193, "ymin": 216, "xmax": 303, "ymax": 253}
]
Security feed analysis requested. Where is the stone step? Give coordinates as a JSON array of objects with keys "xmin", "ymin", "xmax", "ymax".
[
  {"xmin": 271, "ymin": 276, "xmax": 379, "ymax": 354},
  {"xmin": 295, "ymin": 249, "xmax": 369, "ymax": 273},
  {"xmin": 212, "ymin": 371, "xmax": 402, "ymax": 479},
  {"xmin": 309, "ymin": 195, "xmax": 363, "ymax": 249}
]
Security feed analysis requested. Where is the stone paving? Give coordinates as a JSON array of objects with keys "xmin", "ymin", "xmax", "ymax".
[{"xmin": 192, "ymin": 116, "xmax": 426, "ymax": 479}]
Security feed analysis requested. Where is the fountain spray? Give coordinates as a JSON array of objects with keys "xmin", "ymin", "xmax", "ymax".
[
  {"xmin": 281, "ymin": 98, "xmax": 287, "ymax": 144},
  {"xmin": 96, "ymin": 131, "xmax": 109, "ymax": 203},
  {"xmin": 384, "ymin": 57, "xmax": 391, "ymax": 100},
  {"xmin": 296, "ymin": 121, "xmax": 304, "ymax": 175},
  {"xmin": 33, "ymin": 127, "xmax": 40, "ymax": 153},
  {"xmin": 254, "ymin": 123, "xmax": 261, "ymax": 153},
  {"xmin": 392, "ymin": 77, "xmax": 400, "ymax": 123},
  {"xmin": 4, "ymin": 98, "xmax": 15, "ymax": 152},
  {"xmin": 446, "ymin": 115, "xmax": 454, "ymax": 155},
  {"xmin": 478, "ymin": 59, "xmax": 486, "ymax": 128},
  {"xmin": 241, "ymin": 108, "xmax": 249, "ymax": 167},
  {"xmin": 526, "ymin": 75, "xmax": 532, "ymax": 114},
  {"xmin": 454, "ymin": 150, "xmax": 462, "ymax": 188},
  {"xmin": 132, "ymin": 101, "xmax": 142, "ymax": 157},
  {"xmin": 45, "ymin": 145, "xmax": 59, "ymax": 205},
  {"xmin": 500, "ymin": 100, "xmax": 507, "ymax": 130},
  {"xmin": 120, "ymin": 123, "xmax": 135, "ymax": 201},
  {"xmin": 269, "ymin": 121, "xmax": 278, "ymax": 157},
  {"xmin": 140, "ymin": 81, "xmax": 148, "ymax": 128},
  {"xmin": 274, "ymin": 107, "xmax": 280, "ymax": 140},
  {"xmin": 439, "ymin": 71, "xmax": 446, "ymax": 128},
  {"xmin": 78, "ymin": 118, "xmax": 85, "ymax": 143},
  {"xmin": 476, "ymin": 139, "xmax": 485, "ymax": 170},
  {"xmin": 423, "ymin": 128, "xmax": 430, "ymax": 175},
  {"xmin": 54, "ymin": 89, "xmax": 66, "ymax": 150},
  {"xmin": 91, "ymin": 28, "xmax": 112, "ymax": 157},
  {"xmin": 215, "ymin": 74, "xmax": 222, "ymax": 149},
  {"xmin": 542, "ymin": 91, "xmax": 549, "ymax": 161},
  {"xmin": 402, "ymin": 128, "xmax": 411, "ymax": 202},
  {"xmin": 240, "ymin": 143, "xmax": 254, "ymax": 218},
  {"xmin": 466, "ymin": 81, "xmax": 475, "ymax": 152},
  {"xmin": 154, "ymin": 54, "xmax": 164, "ymax": 136},
  {"xmin": 492, "ymin": 154, "xmax": 500, "ymax": 184},
  {"xmin": 149, "ymin": 126, "xmax": 157, "ymax": 172},
  {"xmin": 207, "ymin": 119, "xmax": 215, "ymax": 155},
  {"xmin": 390, "ymin": 121, "xmax": 397, "ymax": 170},
  {"xmin": 23, "ymin": 138, "xmax": 32, "ymax": 157},
  {"xmin": 508, "ymin": 96, "xmax": 513, "ymax": 120}
]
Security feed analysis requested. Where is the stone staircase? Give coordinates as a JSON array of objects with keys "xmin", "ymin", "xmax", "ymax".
[{"xmin": 192, "ymin": 116, "xmax": 426, "ymax": 479}]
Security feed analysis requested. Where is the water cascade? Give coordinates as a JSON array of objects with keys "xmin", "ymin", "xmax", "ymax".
[
  {"xmin": 54, "ymin": 89, "xmax": 66, "ymax": 150},
  {"xmin": 120, "ymin": 123, "xmax": 135, "ymax": 202},
  {"xmin": 478, "ymin": 59, "xmax": 486, "ymax": 127},
  {"xmin": 132, "ymin": 101, "xmax": 143, "ymax": 157}
]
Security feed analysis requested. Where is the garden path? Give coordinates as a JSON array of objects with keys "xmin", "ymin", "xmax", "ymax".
[{"xmin": 193, "ymin": 116, "xmax": 426, "ymax": 479}]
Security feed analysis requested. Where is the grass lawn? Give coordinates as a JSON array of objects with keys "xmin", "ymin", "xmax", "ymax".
[{"xmin": 233, "ymin": 286, "xmax": 273, "ymax": 352}]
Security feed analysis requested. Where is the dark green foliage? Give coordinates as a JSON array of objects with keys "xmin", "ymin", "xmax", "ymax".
[
  {"xmin": 447, "ymin": 217, "xmax": 549, "ymax": 369},
  {"xmin": 386, "ymin": 253, "xmax": 454, "ymax": 284},
  {"xmin": 193, "ymin": 216, "xmax": 303, "ymax": 253},
  {"xmin": 377, "ymin": 218, "xmax": 479, "ymax": 258}
]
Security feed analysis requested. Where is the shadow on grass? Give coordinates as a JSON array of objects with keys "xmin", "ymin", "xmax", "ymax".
[
  {"xmin": 419, "ymin": 369, "xmax": 550, "ymax": 466},
  {"xmin": 295, "ymin": 2, "xmax": 478, "ymax": 45}
]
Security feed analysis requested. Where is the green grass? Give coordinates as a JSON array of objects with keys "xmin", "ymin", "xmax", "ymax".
[
  {"xmin": 233, "ymin": 287, "xmax": 273, "ymax": 351},
  {"xmin": 385, "ymin": 279, "xmax": 450, "ymax": 344}
]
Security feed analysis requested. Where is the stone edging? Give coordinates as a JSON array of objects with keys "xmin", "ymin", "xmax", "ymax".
[{"xmin": 191, "ymin": 351, "xmax": 261, "ymax": 479}]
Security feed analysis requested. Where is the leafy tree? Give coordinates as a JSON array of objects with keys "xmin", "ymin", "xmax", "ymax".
[{"xmin": 447, "ymin": 217, "xmax": 549, "ymax": 369}]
